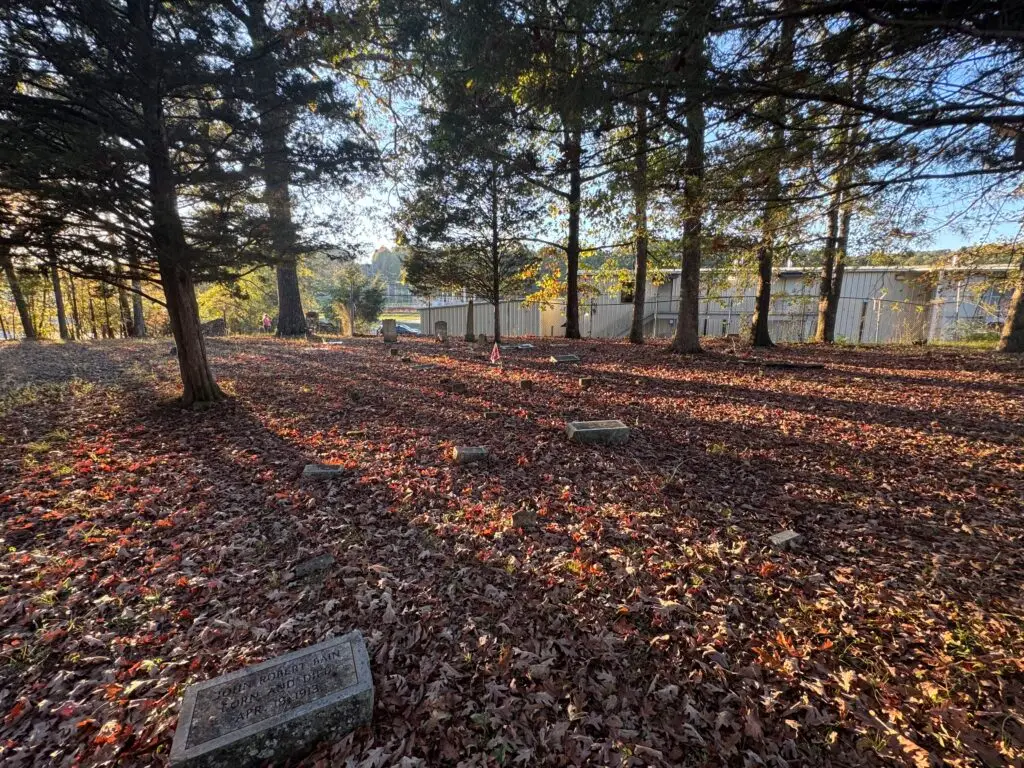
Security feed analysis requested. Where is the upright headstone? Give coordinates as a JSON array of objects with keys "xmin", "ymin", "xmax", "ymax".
[
  {"xmin": 170, "ymin": 632, "xmax": 373, "ymax": 768},
  {"xmin": 434, "ymin": 320, "xmax": 448, "ymax": 343},
  {"xmin": 464, "ymin": 299, "xmax": 476, "ymax": 342},
  {"xmin": 382, "ymin": 319, "xmax": 397, "ymax": 343}
]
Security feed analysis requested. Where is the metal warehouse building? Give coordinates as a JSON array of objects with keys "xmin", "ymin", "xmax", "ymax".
[{"xmin": 419, "ymin": 264, "xmax": 1015, "ymax": 343}]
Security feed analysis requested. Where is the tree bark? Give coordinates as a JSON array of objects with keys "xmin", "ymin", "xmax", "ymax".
[
  {"xmin": 670, "ymin": 27, "xmax": 707, "ymax": 354},
  {"xmin": 564, "ymin": 123, "xmax": 583, "ymax": 339},
  {"xmin": 129, "ymin": 254, "xmax": 146, "ymax": 337},
  {"xmin": 47, "ymin": 246, "xmax": 70, "ymax": 340},
  {"xmin": 88, "ymin": 290, "xmax": 98, "ymax": 338},
  {"xmin": 490, "ymin": 171, "xmax": 502, "ymax": 345},
  {"xmin": 2, "ymin": 245, "xmax": 36, "ymax": 339},
  {"xmin": 630, "ymin": 97, "xmax": 649, "ymax": 345},
  {"xmin": 998, "ymin": 253, "xmax": 1024, "ymax": 352},
  {"xmin": 68, "ymin": 274, "xmax": 81, "ymax": 340},
  {"xmin": 243, "ymin": 0, "xmax": 306, "ymax": 337},
  {"xmin": 465, "ymin": 298, "xmax": 475, "ymax": 341},
  {"xmin": 116, "ymin": 264, "xmax": 132, "ymax": 338},
  {"xmin": 131, "ymin": 0, "xmax": 221, "ymax": 404},
  {"xmin": 749, "ymin": 3, "xmax": 797, "ymax": 348},
  {"xmin": 815, "ymin": 188, "xmax": 842, "ymax": 342}
]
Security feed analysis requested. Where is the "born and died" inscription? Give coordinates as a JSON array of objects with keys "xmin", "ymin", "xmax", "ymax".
[{"xmin": 186, "ymin": 642, "xmax": 357, "ymax": 747}]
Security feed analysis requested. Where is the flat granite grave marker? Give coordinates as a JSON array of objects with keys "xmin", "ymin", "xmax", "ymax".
[
  {"xmin": 434, "ymin": 320, "xmax": 448, "ymax": 342},
  {"xmin": 170, "ymin": 632, "xmax": 373, "ymax": 768},
  {"xmin": 769, "ymin": 530, "xmax": 802, "ymax": 550},
  {"xmin": 381, "ymin": 319, "xmax": 398, "ymax": 343},
  {"xmin": 452, "ymin": 446, "xmax": 488, "ymax": 464},
  {"xmin": 549, "ymin": 354, "xmax": 581, "ymax": 363},
  {"xmin": 302, "ymin": 464, "xmax": 345, "ymax": 480},
  {"xmin": 566, "ymin": 420, "xmax": 630, "ymax": 445}
]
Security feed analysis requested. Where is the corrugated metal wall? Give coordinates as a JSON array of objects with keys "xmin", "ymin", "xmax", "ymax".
[
  {"xmin": 419, "ymin": 300, "xmax": 540, "ymax": 338},
  {"xmin": 418, "ymin": 268, "xmax": 1011, "ymax": 343}
]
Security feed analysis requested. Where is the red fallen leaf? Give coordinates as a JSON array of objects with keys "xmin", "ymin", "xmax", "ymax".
[
  {"xmin": 76, "ymin": 718, "xmax": 98, "ymax": 730},
  {"xmin": 3, "ymin": 699, "xmax": 28, "ymax": 724}
]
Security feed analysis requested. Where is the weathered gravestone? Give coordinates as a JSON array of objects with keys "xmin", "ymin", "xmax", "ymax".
[
  {"xmin": 302, "ymin": 464, "xmax": 345, "ymax": 480},
  {"xmin": 565, "ymin": 420, "xmax": 630, "ymax": 445},
  {"xmin": 381, "ymin": 319, "xmax": 398, "ymax": 343},
  {"xmin": 434, "ymin": 321, "xmax": 448, "ymax": 343},
  {"xmin": 769, "ymin": 530, "xmax": 802, "ymax": 550},
  {"xmin": 452, "ymin": 446, "xmax": 488, "ymax": 464},
  {"xmin": 170, "ymin": 632, "xmax": 373, "ymax": 768},
  {"xmin": 549, "ymin": 354, "xmax": 581, "ymax": 364}
]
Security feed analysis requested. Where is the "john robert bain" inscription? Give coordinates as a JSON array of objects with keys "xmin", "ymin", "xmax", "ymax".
[{"xmin": 186, "ymin": 643, "xmax": 358, "ymax": 747}]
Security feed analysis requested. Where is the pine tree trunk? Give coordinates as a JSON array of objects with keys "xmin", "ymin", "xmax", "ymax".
[
  {"xmin": 630, "ymin": 98, "xmax": 649, "ymax": 345},
  {"xmin": 998, "ymin": 255, "xmax": 1024, "ymax": 352},
  {"xmin": 564, "ymin": 123, "xmax": 583, "ymax": 339},
  {"xmin": 131, "ymin": 0, "xmax": 221, "ymax": 404},
  {"xmin": 68, "ymin": 275, "xmax": 81, "ymax": 340},
  {"xmin": 749, "ymin": 4, "xmax": 796, "ymax": 349},
  {"xmin": 465, "ymin": 299, "xmax": 475, "ymax": 341},
  {"xmin": 129, "ymin": 254, "xmax": 146, "ymax": 337},
  {"xmin": 2, "ymin": 245, "xmax": 36, "ymax": 339},
  {"xmin": 490, "ymin": 172, "xmax": 502, "ymax": 345},
  {"xmin": 48, "ymin": 248, "xmax": 70, "ymax": 340},
  {"xmin": 244, "ymin": 1, "xmax": 306, "ymax": 338},
  {"xmin": 116, "ymin": 266, "xmax": 132, "ymax": 338},
  {"xmin": 814, "ymin": 191, "xmax": 841, "ymax": 342},
  {"xmin": 670, "ymin": 27, "xmax": 706, "ymax": 354},
  {"xmin": 751, "ymin": 246, "xmax": 775, "ymax": 347},
  {"xmin": 88, "ymin": 291, "xmax": 98, "ymax": 338},
  {"xmin": 826, "ymin": 206, "xmax": 851, "ymax": 342}
]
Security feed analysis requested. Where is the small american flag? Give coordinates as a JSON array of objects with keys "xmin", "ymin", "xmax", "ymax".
[{"xmin": 489, "ymin": 343, "xmax": 502, "ymax": 364}]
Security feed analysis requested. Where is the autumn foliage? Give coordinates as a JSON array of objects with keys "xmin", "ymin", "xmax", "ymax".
[{"xmin": 1, "ymin": 338, "xmax": 1022, "ymax": 766}]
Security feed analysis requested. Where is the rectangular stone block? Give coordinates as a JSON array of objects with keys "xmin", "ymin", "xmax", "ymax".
[
  {"xmin": 381, "ymin": 319, "xmax": 397, "ymax": 343},
  {"xmin": 549, "ymin": 354, "xmax": 581, "ymax": 363},
  {"xmin": 566, "ymin": 420, "xmax": 629, "ymax": 445},
  {"xmin": 170, "ymin": 632, "xmax": 373, "ymax": 768},
  {"xmin": 769, "ymin": 530, "xmax": 802, "ymax": 550},
  {"xmin": 302, "ymin": 464, "xmax": 345, "ymax": 480},
  {"xmin": 452, "ymin": 446, "xmax": 488, "ymax": 464}
]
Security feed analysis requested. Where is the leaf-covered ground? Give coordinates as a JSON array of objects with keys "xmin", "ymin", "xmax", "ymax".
[{"xmin": 1, "ymin": 337, "xmax": 1022, "ymax": 767}]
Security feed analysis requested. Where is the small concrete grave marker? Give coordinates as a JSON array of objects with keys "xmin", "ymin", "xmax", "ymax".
[
  {"xmin": 518, "ymin": 379, "xmax": 534, "ymax": 391},
  {"xmin": 550, "ymin": 354, "xmax": 581, "ymax": 364},
  {"xmin": 170, "ymin": 632, "xmax": 372, "ymax": 768},
  {"xmin": 737, "ymin": 359, "xmax": 824, "ymax": 370},
  {"xmin": 410, "ymin": 363, "xmax": 437, "ymax": 371},
  {"xmin": 388, "ymin": 347, "xmax": 399, "ymax": 357},
  {"xmin": 579, "ymin": 377, "xmax": 593, "ymax": 390},
  {"xmin": 484, "ymin": 411, "xmax": 500, "ymax": 419},
  {"xmin": 515, "ymin": 343, "xmax": 535, "ymax": 350},
  {"xmin": 381, "ymin": 319, "xmax": 398, "ymax": 343},
  {"xmin": 452, "ymin": 446, "xmax": 488, "ymax": 464},
  {"xmin": 434, "ymin": 321, "xmax": 448, "ymax": 342},
  {"xmin": 769, "ymin": 530, "xmax": 802, "ymax": 550},
  {"xmin": 291, "ymin": 553, "xmax": 336, "ymax": 581},
  {"xmin": 566, "ymin": 420, "xmax": 630, "ymax": 445},
  {"xmin": 302, "ymin": 464, "xmax": 345, "ymax": 480},
  {"xmin": 511, "ymin": 509, "xmax": 538, "ymax": 529}
]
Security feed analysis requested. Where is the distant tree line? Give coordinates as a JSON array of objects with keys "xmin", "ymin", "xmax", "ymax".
[{"xmin": 2, "ymin": 0, "xmax": 1022, "ymax": 405}]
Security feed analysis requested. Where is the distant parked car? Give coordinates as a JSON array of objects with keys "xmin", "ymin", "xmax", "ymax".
[{"xmin": 374, "ymin": 322, "xmax": 420, "ymax": 336}]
